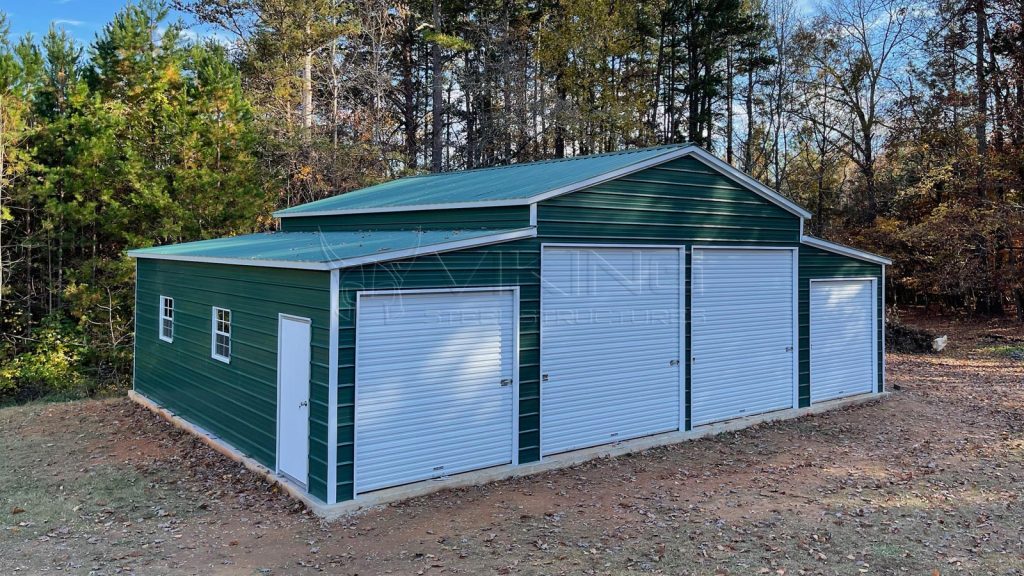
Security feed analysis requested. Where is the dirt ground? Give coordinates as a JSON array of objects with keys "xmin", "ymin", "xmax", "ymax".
[{"xmin": 2, "ymin": 317, "xmax": 1022, "ymax": 576}]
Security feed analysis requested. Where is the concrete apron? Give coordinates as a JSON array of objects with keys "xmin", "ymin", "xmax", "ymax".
[{"xmin": 129, "ymin": 389, "xmax": 890, "ymax": 520}]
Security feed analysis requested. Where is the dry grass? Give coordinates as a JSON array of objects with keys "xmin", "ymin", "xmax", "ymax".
[{"xmin": 1, "ymin": 317, "xmax": 1022, "ymax": 575}]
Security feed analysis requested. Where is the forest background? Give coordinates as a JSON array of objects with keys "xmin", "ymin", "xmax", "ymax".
[{"xmin": 1, "ymin": 0, "xmax": 1021, "ymax": 401}]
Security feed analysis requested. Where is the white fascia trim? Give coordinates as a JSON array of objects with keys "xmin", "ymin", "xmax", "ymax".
[
  {"xmin": 682, "ymin": 147, "xmax": 813, "ymax": 220},
  {"xmin": 127, "ymin": 251, "xmax": 333, "ymax": 270},
  {"xmin": 800, "ymin": 235, "xmax": 893, "ymax": 266},
  {"xmin": 275, "ymin": 198, "xmax": 530, "ymax": 218},
  {"xmin": 327, "ymin": 269, "xmax": 339, "ymax": 504},
  {"xmin": 127, "ymin": 228, "xmax": 537, "ymax": 271}
]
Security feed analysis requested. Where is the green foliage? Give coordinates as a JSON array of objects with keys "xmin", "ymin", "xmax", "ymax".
[
  {"xmin": 0, "ymin": 315, "xmax": 90, "ymax": 404},
  {"xmin": 1, "ymin": 1, "xmax": 269, "ymax": 400}
]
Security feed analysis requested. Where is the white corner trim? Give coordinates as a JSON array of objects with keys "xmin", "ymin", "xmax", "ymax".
[
  {"xmin": 327, "ymin": 269, "xmax": 339, "ymax": 504},
  {"xmin": 127, "ymin": 228, "xmax": 537, "ymax": 271},
  {"xmin": 800, "ymin": 235, "xmax": 893, "ymax": 266}
]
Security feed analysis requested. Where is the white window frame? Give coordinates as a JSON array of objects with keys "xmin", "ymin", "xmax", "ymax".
[
  {"xmin": 211, "ymin": 307, "xmax": 231, "ymax": 363},
  {"xmin": 159, "ymin": 296, "xmax": 174, "ymax": 343}
]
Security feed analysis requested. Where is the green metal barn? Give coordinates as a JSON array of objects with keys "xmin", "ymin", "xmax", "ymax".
[{"xmin": 128, "ymin": 144, "xmax": 891, "ymax": 514}]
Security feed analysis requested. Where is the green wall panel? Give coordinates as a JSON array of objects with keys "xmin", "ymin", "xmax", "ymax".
[
  {"xmin": 134, "ymin": 153, "xmax": 884, "ymax": 507},
  {"xmin": 134, "ymin": 259, "xmax": 332, "ymax": 502},
  {"xmin": 332, "ymin": 155, "xmax": 814, "ymax": 500},
  {"xmin": 279, "ymin": 206, "xmax": 531, "ymax": 232},
  {"xmin": 334, "ymin": 239, "xmax": 540, "ymax": 501},
  {"xmin": 797, "ymin": 246, "xmax": 885, "ymax": 407},
  {"xmin": 536, "ymin": 156, "xmax": 803, "ymax": 432}
]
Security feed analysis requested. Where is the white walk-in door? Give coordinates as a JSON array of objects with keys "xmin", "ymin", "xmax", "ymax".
[
  {"xmin": 277, "ymin": 315, "xmax": 311, "ymax": 486},
  {"xmin": 691, "ymin": 248, "xmax": 795, "ymax": 426},
  {"xmin": 541, "ymin": 246, "xmax": 683, "ymax": 456},
  {"xmin": 355, "ymin": 289, "xmax": 516, "ymax": 494},
  {"xmin": 810, "ymin": 279, "xmax": 876, "ymax": 403}
]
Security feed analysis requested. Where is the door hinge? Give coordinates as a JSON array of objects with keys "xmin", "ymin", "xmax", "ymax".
[
  {"xmin": 541, "ymin": 374, "xmax": 549, "ymax": 382},
  {"xmin": 298, "ymin": 400, "xmax": 308, "ymax": 408},
  {"xmin": 669, "ymin": 359, "xmax": 680, "ymax": 366},
  {"xmin": 785, "ymin": 346, "xmax": 794, "ymax": 352},
  {"xmin": 500, "ymin": 378, "xmax": 512, "ymax": 387}
]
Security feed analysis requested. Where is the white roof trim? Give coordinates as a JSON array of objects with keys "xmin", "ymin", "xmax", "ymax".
[
  {"xmin": 801, "ymin": 235, "xmax": 892, "ymax": 266},
  {"xmin": 274, "ymin": 144, "xmax": 814, "ymax": 221},
  {"xmin": 127, "ymin": 227, "xmax": 538, "ymax": 271},
  {"xmin": 275, "ymin": 198, "xmax": 530, "ymax": 218},
  {"xmin": 125, "ymin": 251, "xmax": 332, "ymax": 270},
  {"xmin": 681, "ymin": 147, "xmax": 813, "ymax": 219}
]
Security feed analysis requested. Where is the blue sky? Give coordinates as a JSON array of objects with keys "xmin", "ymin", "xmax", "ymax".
[{"xmin": 2, "ymin": 0, "xmax": 211, "ymax": 48}]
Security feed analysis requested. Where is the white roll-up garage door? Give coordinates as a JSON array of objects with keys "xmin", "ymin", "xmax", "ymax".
[
  {"xmin": 541, "ymin": 246, "xmax": 683, "ymax": 456},
  {"xmin": 355, "ymin": 289, "xmax": 516, "ymax": 494},
  {"xmin": 691, "ymin": 248, "xmax": 796, "ymax": 426},
  {"xmin": 810, "ymin": 279, "xmax": 876, "ymax": 403}
]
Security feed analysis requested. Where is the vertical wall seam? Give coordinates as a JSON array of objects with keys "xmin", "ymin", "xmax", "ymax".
[{"xmin": 327, "ymin": 269, "xmax": 340, "ymax": 504}]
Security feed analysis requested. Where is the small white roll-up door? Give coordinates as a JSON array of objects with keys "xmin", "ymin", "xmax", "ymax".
[
  {"xmin": 355, "ymin": 289, "xmax": 515, "ymax": 494},
  {"xmin": 541, "ymin": 246, "xmax": 682, "ymax": 456},
  {"xmin": 810, "ymin": 279, "xmax": 876, "ymax": 403},
  {"xmin": 691, "ymin": 248, "xmax": 795, "ymax": 426}
]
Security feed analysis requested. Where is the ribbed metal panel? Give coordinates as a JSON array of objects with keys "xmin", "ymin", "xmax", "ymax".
[
  {"xmin": 691, "ymin": 248, "xmax": 795, "ymax": 426},
  {"xmin": 810, "ymin": 280, "xmax": 875, "ymax": 403},
  {"xmin": 280, "ymin": 206, "xmax": 531, "ymax": 232},
  {"xmin": 540, "ymin": 247, "xmax": 682, "ymax": 455},
  {"xmin": 354, "ymin": 290, "xmax": 515, "ymax": 494},
  {"xmin": 798, "ymin": 245, "xmax": 884, "ymax": 407},
  {"xmin": 134, "ymin": 259, "xmax": 332, "ymax": 502},
  {"xmin": 130, "ymin": 227, "xmax": 523, "ymax": 266},
  {"xmin": 277, "ymin": 145, "xmax": 688, "ymax": 214}
]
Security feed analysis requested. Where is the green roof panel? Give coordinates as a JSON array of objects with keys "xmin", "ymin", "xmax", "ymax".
[
  {"xmin": 274, "ymin": 145, "xmax": 690, "ymax": 216},
  {"xmin": 128, "ymin": 228, "xmax": 533, "ymax": 270}
]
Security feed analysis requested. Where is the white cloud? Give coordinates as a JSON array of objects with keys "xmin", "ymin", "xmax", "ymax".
[{"xmin": 52, "ymin": 19, "xmax": 85, "ymax": 27}]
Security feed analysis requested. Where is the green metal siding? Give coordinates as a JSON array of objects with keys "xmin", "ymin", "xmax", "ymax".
[
  {"xmin": 538, "ymin": 156, "xmax": 802, "ymax": 431},
  {"xmin": 798, "ymin": 246, "xmax": 884, "ymax": 407},
  {"xmin": 134, "ymin": 259, "xmax": 332, "ymax": 502},
  {"xmin": 335, "ymin": 238, "xmax": 540, "ymax": 501},
  {"xmin": 332, "ymin": 155, "xmax": 808, "ymax": 501},
  {"xmin": 279, "ymin": 206, "xmax": 531, "ymax": 232},
  {"xmin": 538, "ymin": 158, "xmax": 800, "ymax": 244}
]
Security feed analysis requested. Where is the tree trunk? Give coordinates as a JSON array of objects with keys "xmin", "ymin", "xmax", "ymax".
[
  {"xmin": 401, "ymin": 22, "xmax": 417, "ymax": 169},
  {"xmin": 744, "ymin": 63, "xmax": 753, "ymax": 172},
  {"xmin": 975, "ymin": 0, "xmax": 987, "ymax": 193},
  {"xmin": 303, "ymin": 40, "xmax": 313, "ymax": 138},
  {"xmin": 726, "ymin": 50, "xmax": 734, "ymax": 165},
  {"xmin": 430, "ymin": 0, "xmax": 443, "ymax": 173}
]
